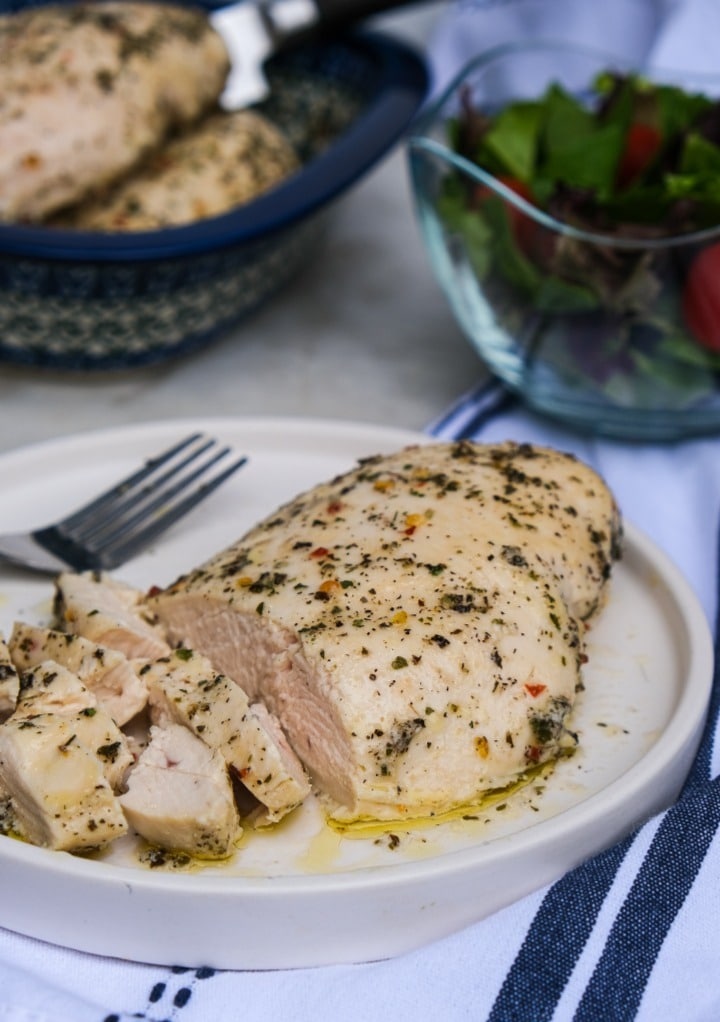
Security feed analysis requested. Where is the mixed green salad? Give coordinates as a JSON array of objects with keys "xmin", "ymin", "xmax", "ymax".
[{"xmin": 437, "ymin": 71, "xmax": 720, "ymax": 409}]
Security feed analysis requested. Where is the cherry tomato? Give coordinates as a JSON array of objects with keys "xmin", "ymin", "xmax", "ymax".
[
  {"xmin": 682, "ymin": 243, "xmax": 720, "ymax": 352},
  {"xmin": 473, "ymin": 176, "xmax": 539, "ymax": 257},
  {"xmin": 616, "ymin": 123, "xmax": 662, "ymax": 189},
  {"xmin": 500, "ymin": 177, "xmax": 539, "ymax": 256},
  {"xmin": 495, "ymin": 176, "xmax": 534, "ymax": 204}
]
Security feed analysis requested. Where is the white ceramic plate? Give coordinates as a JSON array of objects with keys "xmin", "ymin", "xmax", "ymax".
[{"xmin": 0, "ymin": 417, "xmax": 713, "ymax": 969}]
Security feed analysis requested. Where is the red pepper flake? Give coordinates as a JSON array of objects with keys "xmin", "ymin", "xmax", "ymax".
[
  {"xmin": 525, "ymin": 683, "xmax": 547, "ymax": 698},
  {"xmin": 326, "ymin": 501, "xmax": 343, "ymax": 514},
  {"xmin": 146, "ymin": 585, "xmax": 162, "ymax": 597},
  {"xmin": 402, "ymin": 513, "xmax": 426, "ymax": 536},
  {"xmin": 310, "ymin": 547, "xmax": 329, "ymax": 559},
  {"xmin": 525, "ymin": 745, "xmax": 542, "ymax": 764}
]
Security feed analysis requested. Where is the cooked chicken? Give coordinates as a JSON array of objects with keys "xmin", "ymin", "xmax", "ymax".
[
  {"xmin": 55, "ymin": 572, "xmax": 169, "ymax": 661},
  {"xmin": 9, "ymin": 622, "xmax": 147, "ymax": 725},
  {"xmin": 51, "ymin": 109, "xmax": 299, "ymax": 231},
  {"xmin": 119, "ymin": 723, "xmax": 240, "ymax": 858},
  {"xmin": 142, "ymin": 647, "xmax": 311, "ymax": 823},
  {"xmin": 0, "ymin": 634, "xmax": 19, "ymax": 720},
  {"xmin": 0, "ymin": 711, "xmax": 128, "ymax": 851},
  {"xmin": 14, "ymin": 659, "xmax": 94, "ymax": 717},
  {"xmin": 0, "ymin": 1, "xmax": 230, "ymax": 222},
  {"xmin": 12, "ymin": 660, "xmax": 134, "ymax": 791},
  {"xmin": 149, "ymin": 440, "xmax": 621, "ymax": 823}
]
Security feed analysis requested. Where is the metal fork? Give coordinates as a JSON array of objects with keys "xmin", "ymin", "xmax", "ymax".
[{"xmin": 0, "ymin": 433, "xmax": 247, "ymax": 575}]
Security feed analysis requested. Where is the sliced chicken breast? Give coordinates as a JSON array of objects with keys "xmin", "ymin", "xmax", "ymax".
[
  {"xmin": 55, "ymin": 572, "xmax": 169, "ymax": 661},
  {"xmin": 52, "ymin": 109, "xmax": 299, "ymax": 231},
  {"xmin": 0, "ymin": 1, "xmax": 230, "ymax": 221},
  {"xmin": 12, "ymin": 660, "xmax": 134, "ymax": 791},
  {"xmin": 14, "ymin": 659, "xmax": 94, "ymax": 717},
  {"xmin": 149, "ymin": 440, "xmax": 621, "ymax": 823},
  {"xmin": 142, "ymin": 647, "xmax": 310, "ymax": 823},
  {"xmin": 9, "ymin": 621, "xmax": 147, "ymax": 725},
  {"xmin": 0, "ymin": 712, "xmax": 128, "ymax": 851},
  {"xmin": 119, "ymin": 723, "xmax": 240, "ymax": 858}
]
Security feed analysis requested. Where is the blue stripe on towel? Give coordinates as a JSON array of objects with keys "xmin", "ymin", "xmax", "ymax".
[
  {"xmin": 488, "ymin": 533, "xmax": 720, "ymax": 1022},
  {"xmin": 429, "ymin": 379, "xmax": 515, "ymax": 439},
  {"xmin": 572, "ymin": 572, "xmax": 720, "ymax": 1021},
  {"xmin": 487, "ymin": 838, "xmax": 634, "ymax": 1022},
  {"xmin": 574, "ymin": 778, "xmax": 720, "ymax": 1022}
]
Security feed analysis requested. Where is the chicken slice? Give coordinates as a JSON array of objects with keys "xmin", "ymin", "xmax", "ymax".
[
  {"xmin": 9, "ymin": 621, "xmax": 147, "ymax": 725},
  {"xmin": 12, "ymin": 660, "xmax": 134, "ymax": 791},
  {"xmin": 55, "ymin": 572, "xmax": 169, "ymax": 661},
  {"xmin": 119, "ymin": 723, "xmax": 240, "ymax": 859},
  {"xmin": 0, "ymin": 713, "xmax": 128, "ymax": 851},
  {"xmin": 148, "ymin": 440, "xmax": 621, "ymax": 823},
  {"xmin": 0, "ymin": 1, "xmax": 230, "ymax": 221},
  {"xmin": 0, "ymin": 633, "xmax": 19, "ymax": 720},
  {"xmin": 14, "ymin": 659, "xmax": 94, "ymax": 717},
  {"xmin": 51, "ymin": 109, "xmax": 299, "ymax": 231},
  {"xmin": 142, "ymin": 648, "xmax": 310, "ymax": 823}
]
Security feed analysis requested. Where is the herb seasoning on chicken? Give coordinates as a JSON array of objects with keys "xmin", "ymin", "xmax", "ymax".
[
  {"xmin": 51, "ymin": 109, "xmax": 299, "ymax": 231},
  {"xmin": 142, "ymin": 646, "xmax": 311, "ymax": 823},
  {"xmin": 0, "ymin": 663, "xmax": 131, "ymax": 852},
  {"xmin": 148, "ymin": 440, "xmax": 622, "ymax": 824},
  {"xmin": 0, "ymin": 1, "xmax": 229, "ymax": 222}
]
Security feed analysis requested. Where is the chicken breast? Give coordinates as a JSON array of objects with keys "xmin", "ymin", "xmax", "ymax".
[
  {"xmin": 142, "ymin": 647, "xmax": 311, "ymax": 823},
  {"xmin": 9, "ymin": 621, "xmax": 147, "ymax": 725},
  {"xmin": 55, "ymin": 572, "xmax": 170, "ymax": 661},
  {"xmin": 0, "ymin": 634, "xmax": 19, "ymax": 720},
  {"xmin": 119, "ymin": 723, "xmax": 240, "ymax": 858},
  {"xmin": 0, "ymin": 1, "xmax": 230, "ymax": 221},
  {"xmin": 0, "ymin": 712, "xmax": 128, "ymax": 851},
  {"xmin": 12, "ymin": 660, "xmax": 134, "ymax": 791},
  {"xmin": 148, "ymin": 440, "xmax": 621, "ymax": 823},
  {"xmin": 52, "ymin": 109, "xmax": 299, "ymax": 231},
  {"xmin": 13, "ymin": 659, "xmax": 94, "ymax": 718}
]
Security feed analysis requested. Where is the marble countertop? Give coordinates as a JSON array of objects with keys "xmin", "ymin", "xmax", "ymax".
[{"xmin": 0, "ymin": 5, "xmax": 484, "ymax": 458}]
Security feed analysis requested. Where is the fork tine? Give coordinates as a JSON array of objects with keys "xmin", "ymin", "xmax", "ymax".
[
  {"xmin": 57, "ymin": 433, "xmax": 205, "ymax": 532},
  {"xmin": 64, "ymin": 436, "xmax": 219, "ymax": 545},
  {"xmin": 91, "ymin": 452, "xmax": 248, "ymax": 569},
  {"xmin": 29, "ymin": 434, "xmax": 247, "ymax": 574},
  {"xmin": 83, "ymin": 444, "xmax": 236, "ymax": 549}
]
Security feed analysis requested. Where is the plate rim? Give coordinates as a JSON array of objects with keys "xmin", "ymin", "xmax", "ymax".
[
  {"xmin": 0, "ymin": 524, "xmax": 709, "ymax": 891},
  {"xmin": 0, "ymin": 416, "xmax": 712, "ymax": 962}
]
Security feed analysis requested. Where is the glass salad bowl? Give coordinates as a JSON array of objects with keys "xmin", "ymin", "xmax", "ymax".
[{"xmin": 407, "ymin": 40, "xmax": 720, "ymax": 441}]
